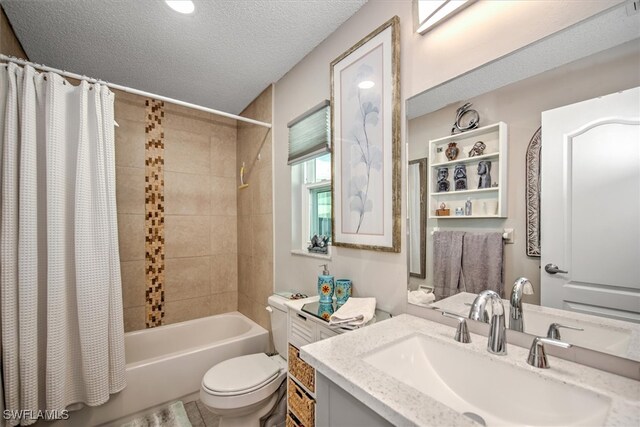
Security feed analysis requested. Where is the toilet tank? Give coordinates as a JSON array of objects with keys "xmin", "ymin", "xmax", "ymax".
[{"xmin": 267, "ymin": 294, "xmax": 289, "ymax": 358}]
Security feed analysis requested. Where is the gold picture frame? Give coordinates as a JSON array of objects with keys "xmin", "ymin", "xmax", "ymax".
[{"xmin": 330, "ymin": 16, "xmax": 401, "ymax": 252}]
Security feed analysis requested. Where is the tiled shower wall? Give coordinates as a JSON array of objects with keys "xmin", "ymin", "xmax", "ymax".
[
  {"xmin": 237, "ymin": 86, "xmax": 274, "ymax": 331},
  {"xmin": 115, "ymin": 90, "xmax": 239, "ymax": 332}
]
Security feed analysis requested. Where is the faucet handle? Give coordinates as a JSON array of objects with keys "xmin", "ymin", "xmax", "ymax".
[
  {"xmin": 546, "ymin": 323, "xmax": 584, "ymax": 340},
  {"xmin": 441, "ymin": 311, "xmax": 471, "ymax": 344},
  {"xmin": 527, "ymin": 336, "xmax": 572, "ymax": 369}
]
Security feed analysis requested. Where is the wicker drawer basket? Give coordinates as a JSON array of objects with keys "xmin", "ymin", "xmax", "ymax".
[
  {"xmin": 288, "ymin": 343, "xmax": 315, "ymax": 392},
  {"xmin": 286, "ymin": 411, "xmax": 303, "ymax": 427},
  {"xmin": 287, "ymin": 377, "xmax": 315, "ymax": 427}
]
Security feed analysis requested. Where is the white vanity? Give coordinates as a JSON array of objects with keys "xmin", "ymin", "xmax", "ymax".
[
  {"xmin": 300, "ymin": 314, "xmax": 640, "ymax": 427},
  {"xmin": 283, "ymin": 296, "xmax": 391, "ymax": 427}
]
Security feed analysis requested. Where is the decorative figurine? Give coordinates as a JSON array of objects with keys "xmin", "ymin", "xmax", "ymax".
[
  {"xmin": 453, "ymin": 164, "xmax": 467, "ymax": 191},
  {"xmin": 451, "ymin": 102, "xmax": 480, "ymax": 134},
  {"xmin": 468, "ymin": 141, "xmax": 486, "ymax": 157},
  {"xmin": 308, "ymin": 234, "xmax": 330, "ymax": 254},
  {"xmin": 436, "ymin": 202, "xmax": 450, "ymax": 216},
  {"xmin": 478, "ymin": 161, "xmax": 492, "ymax": 189},
  {"xmin": 445, "ymin": 142, "xmax": 459, "ymax": 161},
  {"xmin": 437, "ymin": 167, "xmax": 450, "ymax": 192},
  {"xmin": 465, "ymin": 198, "xmax": 473, "ymax": 216}
]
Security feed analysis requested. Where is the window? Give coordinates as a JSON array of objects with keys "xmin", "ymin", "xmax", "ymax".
[
  {"xmin": 288, "ymin": 101, "xmax": 331, "ymax": 255},
  {"xmin": 303, "ymin": 154, "xmax": 331, "ymax": 245}
]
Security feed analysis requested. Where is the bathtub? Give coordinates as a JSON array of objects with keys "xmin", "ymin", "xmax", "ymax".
[{"xmin": 56, "ymin": 312, "xmax": 268, "ymax": 426}]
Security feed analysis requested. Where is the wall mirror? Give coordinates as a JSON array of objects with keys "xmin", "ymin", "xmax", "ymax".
[
  {"xmin": 408, "ymin": 158, "xmax": 427, "ymax": 279},
  {"xmin": 405, "ymin": 3, "xmax": 640, "ymax": 363}
]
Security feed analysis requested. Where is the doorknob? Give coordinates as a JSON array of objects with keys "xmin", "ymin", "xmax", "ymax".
[{"xmin": 545, "ymin": 263, "xmax": 568, "ymax": 274}]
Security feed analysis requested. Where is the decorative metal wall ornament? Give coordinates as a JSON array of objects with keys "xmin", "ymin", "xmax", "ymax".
[
  {"xmin": 453, "ymin": 164, "xmax": 467, "ymax": 190},
  {"xmin": 445, "ymin": 142, "xmax": 459, "ymax": 161},
  {"xmin": 468, "ymin": 141, "xmax": 486, "ymax": 157},
  {"xmin": 477, "ymin": 161, "xmax": 492, "ymax": 189},
  {"xmin": 451, "ymin": 102, "xmax": 480, "ymax": 134},
  {"xmin": 525, "ymin": 127, "xmax": 542, "ymax": 257}
]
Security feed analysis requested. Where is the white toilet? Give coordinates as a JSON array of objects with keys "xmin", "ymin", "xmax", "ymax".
[{"xmin": 200, "ymin": 295, "xmax": 289, "ymax": 427}]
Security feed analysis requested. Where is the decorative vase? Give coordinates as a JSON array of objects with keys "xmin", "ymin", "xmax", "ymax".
[
  {"xmin": 318, "ymin": 275, "xmax": 334, "ymax": 303},
  {"xmin": 335, "ymin": 279, "xmax": 352, "ymax": 306},
  {"xmin": 445, "ymin": 142, "xmax": 459, "ymax": 161}
]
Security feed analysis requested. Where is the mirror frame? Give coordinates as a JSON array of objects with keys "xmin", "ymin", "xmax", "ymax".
[{"xmin": 408, "ymin": 158, "xmax": 427, "ymax": 279}]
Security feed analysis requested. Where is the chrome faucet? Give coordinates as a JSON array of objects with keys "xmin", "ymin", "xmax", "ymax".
[
  {"xmin": 509, "ymin": 277, "xmax": 534, "ymax": 333},
  {"xmin": 469, "ymin": 290, "xmax": 507, "ymax": 355}
]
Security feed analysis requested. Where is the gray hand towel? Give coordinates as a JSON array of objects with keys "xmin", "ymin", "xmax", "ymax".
[
  {"xmin": 433, "ymin": 231, "xmax": 465, "ymax": 300},
  {"xmin": 460, "ymin": 232, "xmax": 504, "ymax": 296}
]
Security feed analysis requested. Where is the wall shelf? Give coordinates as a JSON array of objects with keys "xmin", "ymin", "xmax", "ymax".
[{"xmin": 428, "ymin": 122, "xmax": 508, "ymax": 219}]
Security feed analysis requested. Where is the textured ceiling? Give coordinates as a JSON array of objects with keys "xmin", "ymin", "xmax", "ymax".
[{"xmin": 1, "ymin": 0, "xmax": 367, "ymax": 114}]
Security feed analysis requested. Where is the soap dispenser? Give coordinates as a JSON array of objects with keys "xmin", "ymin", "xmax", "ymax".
[{"xmin": 318, "ymin": 264, "xmax": 335, "ymax": 304}]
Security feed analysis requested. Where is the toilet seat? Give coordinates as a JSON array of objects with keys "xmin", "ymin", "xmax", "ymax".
[
  {"xmin": 200, "ymin": 353, "xmax": 287, "ymax": 412},
  {"xmin": 202, "ymin": 353, "xmax": 281, "ymax": 396}
]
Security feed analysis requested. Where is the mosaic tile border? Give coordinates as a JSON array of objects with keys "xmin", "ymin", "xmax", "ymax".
[{"xmin": 144, "ymin": 99, "xmax": 165, "ymax": 327}]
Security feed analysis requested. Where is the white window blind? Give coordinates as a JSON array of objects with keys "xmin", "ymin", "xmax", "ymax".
[{"xmin": 287, "ymin": 100, "xmax": 330, "ymax": 165}]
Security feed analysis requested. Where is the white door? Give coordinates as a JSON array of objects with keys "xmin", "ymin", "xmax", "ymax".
[{"xmin": 541, "ymin": 87, "xmax": 640, "ymax": 322}]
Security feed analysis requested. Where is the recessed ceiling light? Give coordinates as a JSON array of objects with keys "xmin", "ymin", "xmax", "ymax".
[
  {"xmin": 165, "ymin": 0, "xmax": 195, "ymax": 15},
  {"xmin": 358, "ymin": 80, "xmax": 375, "ymax": 89}
]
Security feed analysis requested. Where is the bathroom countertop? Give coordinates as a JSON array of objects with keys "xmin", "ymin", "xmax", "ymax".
[{"xmin": 300, "ymin": 314, "xmax": 640, "ymax": 427}]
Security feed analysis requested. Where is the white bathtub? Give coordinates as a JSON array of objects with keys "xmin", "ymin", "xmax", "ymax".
[{"xmin": 56, "ymin": 312, "xmax": 268, "ymax": 426}]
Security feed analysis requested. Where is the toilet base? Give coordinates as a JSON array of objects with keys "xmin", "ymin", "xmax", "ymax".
[{"xmin": 204, "ymin": 393, "xmax": 277, "ymax": 427}]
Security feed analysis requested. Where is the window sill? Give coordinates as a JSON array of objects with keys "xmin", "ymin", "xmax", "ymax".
[{"xmin": 291, "ymin": 249, "xmax": 332, "ymax": 260}]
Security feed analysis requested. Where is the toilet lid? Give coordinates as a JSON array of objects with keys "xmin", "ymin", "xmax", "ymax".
[{"xmin": 202, "ymin": 353, "xmax": 281, "ymax": 395}]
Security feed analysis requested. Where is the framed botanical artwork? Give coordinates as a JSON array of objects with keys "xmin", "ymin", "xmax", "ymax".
[{"xmin": 330, "ymin": 16, "xmax": 401, "ymax": 252}]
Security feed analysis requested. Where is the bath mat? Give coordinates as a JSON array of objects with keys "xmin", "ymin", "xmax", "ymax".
[{"xmin": 121, "ymin": 401, "xmax": 192, "ymax": 427}]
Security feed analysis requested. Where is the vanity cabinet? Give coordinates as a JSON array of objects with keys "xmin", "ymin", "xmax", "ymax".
[
  {"xmin": 428, "ymin": 122, "xmax": 508, "ymax": 219},
  {"xmin": 286, "ymin": 303, "xmax": 338, "ymax": 427}
]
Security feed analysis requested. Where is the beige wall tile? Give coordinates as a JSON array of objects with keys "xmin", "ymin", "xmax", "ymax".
[
  {"xmin": 210, "ymin": 176, "xmax": 237, "ymax": 216},
  {"xmin": 164, "ymin": 296, "xmax": 211, "ymax": 325},
  {"xmin": 211, "ymin": 125, "xmax": 237, "ymax": 178},
  {"xmin": 211, "ymin": 291, "xmax": 238, "ymax": 315},
  {"xmin": 165, "ymin": 256, "xmax": 211, "ymax": 301},
  {"xmin": 211, "ymin": 253, "xmax": 238, "ymax": 294},
  {"xmin": 114, "ymin": 119, "xmax": 145, "ymax": 168},
  {"xmin": 114, "ymin": 97, "xmax": 146, "ymax": 124},
  {"xmin": 237, "ymin": 215, "xmax": 252, "ymax": 256},
  {"xmin": 121, "ymin": 260, "xmax": 145, "ymax": 308},
  {"xmin": 164, "ymin": 105, "xmax": 212, "ymax": 134},
  {"xmin": 165, "ymin": 171, "xmax": 211, "ymax": 215},
  {"xmin": 238, "ymin": 293, "xmax": 252, "ymax": 319},
  {"xmin": 211, "ymin": 215, "xmax": 237, "ymax": 254},
  {"xmin": 251, "ymin": 258, "xmax": 273, "ymax": 307},
  {"xmin": 118, "ymin": 214, "xmax": 145, "ymax": 261},
  {"xmin": 252, "ymin": 214, "xmax": 273, "ymax": 259},
  {"xmin": 251, "ymin": 166, "xmax": 272, "ymax": 215},
  {"xmin": 237, "ymin": 184, "xmax": 253, "ymax": 215},
  {"xmin": 251, "ymin": 298, "xmax": 270, "ymax": 331},
  {"xmin": 165, "ymin": 215, "xmax": 211, "ymax": 258},
  {"xmin": 123, "ymin": 306, "xmax": 145, "ymax": 332},
  {"xmin": 237, "ymin": 254, "xmax": 253, "ymax": 297},
  {"xmin": 116, "ymin": 166, "xmax": 144, "ymax": 214},
  {"xmin": 165, "ymin": 128, "xmax": 210, "ymax": 175}
]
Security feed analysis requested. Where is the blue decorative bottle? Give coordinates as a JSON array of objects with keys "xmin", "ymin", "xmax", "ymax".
[{"xmin": 318, "ymin": 264, "xmax": 334, "ymax": 304}]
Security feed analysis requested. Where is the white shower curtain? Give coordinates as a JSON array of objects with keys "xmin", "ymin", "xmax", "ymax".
[{"xmin": 0, "ymin": 63, "xmax": 126, "ymax": 426}]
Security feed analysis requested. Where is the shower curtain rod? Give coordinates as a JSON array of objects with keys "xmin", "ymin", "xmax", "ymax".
[{"xmin": 0, "ymin": 54, "xmax": 272, "ymax": 129}]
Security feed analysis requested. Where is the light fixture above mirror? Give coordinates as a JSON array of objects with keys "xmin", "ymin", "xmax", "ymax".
[
  {"xmin": 165, "ymin": 0, "xmax": 195, "ymax": 15},
  {"xmin": 414, "ymin": 0, "xmax": 476, "ymax": 34}
]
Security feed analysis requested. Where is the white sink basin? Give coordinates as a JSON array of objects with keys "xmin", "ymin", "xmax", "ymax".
[{"xmin": 363, "ymin": 334, "xmax": 611, "ymax": 426}]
